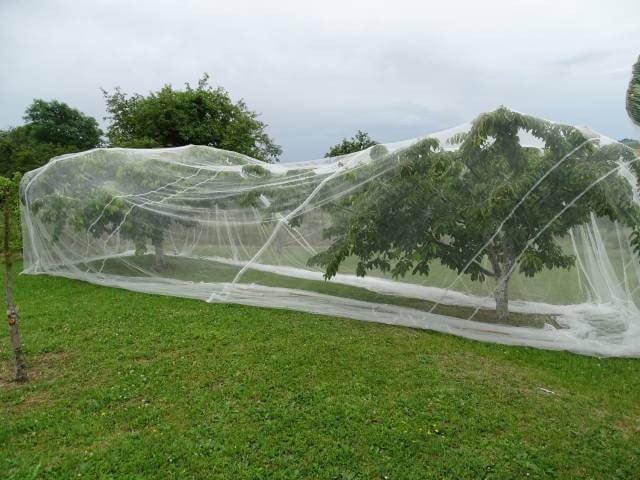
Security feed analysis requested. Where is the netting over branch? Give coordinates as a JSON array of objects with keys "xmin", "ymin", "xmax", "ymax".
[{"xmin": 20, "ymin": 108, "xmax": 640, "ymax": 356}]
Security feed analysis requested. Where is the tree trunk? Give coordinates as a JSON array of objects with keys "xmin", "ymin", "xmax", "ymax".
[
  {"xmin": 488, "ymin": 251, "xmax": 513, "ymax": 324},
  {"xmin": 494, "ymin": 272, "xmax": 510, "ymax": 324},
  {"xmin": 4, "ymin": 199, "xmax": 26, "ymax": 382},
  {"xmin": 152, "ymin": 238, "xmax": 165, "ymax": 267}
]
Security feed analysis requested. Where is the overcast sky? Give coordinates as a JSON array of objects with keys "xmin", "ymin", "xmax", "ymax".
[{"xmin": 1, "ymin": 0, "xmax": 639, "ymax": 161}]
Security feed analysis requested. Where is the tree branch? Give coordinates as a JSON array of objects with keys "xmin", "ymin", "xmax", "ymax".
[{"xmin": 471, "ymin": 260, "xmax": 496, "ymax": 278}]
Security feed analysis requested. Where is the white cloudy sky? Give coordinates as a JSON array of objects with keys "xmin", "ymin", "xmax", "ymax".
[{"xmin": 1, "ymin": 0, "xmax": 639, "ymax": 161}]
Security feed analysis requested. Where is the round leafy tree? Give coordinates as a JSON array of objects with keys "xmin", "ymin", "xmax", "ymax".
[
  {"xmin": 309, "ymin": 108, "xmax": 640, "ymax": 323},
  {"xmin": 103, "ymin": 74, "xmax": 282, "ymax": 162},
  {"xmin": 0, "ymin": 99, "xmax": 102, "ymax": 176},
  {"xmin": 325, "ymin": 130, "xmax": 378, "ymax": 158}
]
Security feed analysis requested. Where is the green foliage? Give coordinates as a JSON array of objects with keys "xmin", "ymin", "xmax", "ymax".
[
  {"xmin": 241, "ymin": 164, "xmax": 271, "ymax": 178},
  {"xmin": 0, "ymin": 100, "xmax": 102, "ymax": 176},
  {"xmin": 310, "ymin": 108, "xmax": 640, "ymax": 316},
  {"xmin": 1, "ymin": 266, "xmax": 640, "ymax": 478},
  {"xmin": 0, "ymin": 174, "xmax": 22, "ymax": 254},
  {"xmin": 325, "ymin": 130, "xmax": 378, "ymax": 158},
  {"xmin": 627, "ymin": 55, "xmax": 640, "ymax": 127},
  {"xmin": 0, "ymin": 128, "xmax": 66, "ymax": 177},
  {"xmin": 103, "ymin": 74, "xmax": 282, "ymax": 162},
  {"xmin": 23, "ymin": 99, "xmax": 102, "ymax": 150}
]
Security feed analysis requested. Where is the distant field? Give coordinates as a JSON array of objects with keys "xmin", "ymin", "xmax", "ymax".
[
  {"xmin": 92, "ymin": 254, "xmax": 557, "ymax": 328},
  {"xmin": 1, "ymin": 264, "xmax": 639, "ymax": 479},
  {"xmin": 165, "ymin": 222, "xmax": 640, "ymax": 307}
]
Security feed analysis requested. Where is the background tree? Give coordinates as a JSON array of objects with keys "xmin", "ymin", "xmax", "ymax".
[
  {"xmin": 1, "ymin": 173, "xmax": 26, "ymax": 382},
  {"xmin": 23, "ymin": 99, "xmax": 102, "ymax": 150},
  {"xmin": 103, "ymin": 74, "xmax": 282, "ymax": 162},
  {"xmin": 627, "ymin": 55, "xmax": 640, "ymax": 127},
  {"xmin": 325, "ymin": 130, "xmax": 378, "ymax": 158},
  {"xmin": 0, "ymin": 100, "xmax": 102, "ymax": 176},
  {"xmin": 310, "ymin": 108, "xmax": 640, "ymax": 323},
  {"xmin": 619, "ymin": 138, "xmax": 640, "ymax": 149}
]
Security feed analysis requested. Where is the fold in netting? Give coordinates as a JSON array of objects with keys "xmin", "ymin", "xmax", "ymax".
[{"xmin": 20, "ymin": 110, "xmax": 640, "ymax": 357}]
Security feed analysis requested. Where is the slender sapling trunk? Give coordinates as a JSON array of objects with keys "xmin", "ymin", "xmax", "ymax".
[{"xmin": 4, "ymin": 196, "xmax": 26, "ymax": 382}]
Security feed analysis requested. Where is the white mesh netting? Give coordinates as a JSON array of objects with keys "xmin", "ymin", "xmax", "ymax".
[{"xmin": 20, "ymin": 108, "xmax": 640, "ymax": 356}]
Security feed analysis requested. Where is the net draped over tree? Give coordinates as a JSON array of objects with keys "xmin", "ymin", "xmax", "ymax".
[{"xmin": 20, "ymin": 108, "xmax": 640, "ymax": 357}]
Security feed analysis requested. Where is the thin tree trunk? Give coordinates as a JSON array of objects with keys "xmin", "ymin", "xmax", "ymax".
[
  {"xmin": 4, "ymin": 199, "xmax": 26, "ymax": 382},
  {"xmin": 494, "ymin": 272, "xmax": 510, "ymax": 324},
  {"xmin": 152, "ymin": 238, "xmax": 165, "ymax": 267},
  {"xmin": 488, "ymin": 251, "xmax": 513, "ymax": 324}
]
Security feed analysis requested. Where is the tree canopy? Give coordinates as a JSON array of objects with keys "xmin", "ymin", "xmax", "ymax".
[
  {"xmin": 627, "ymin": 55, "xmax": 640, "ymax": 127},
  {"xmin": 310, "ymin": 108, "xmax": 640, "ymax": 322},
  {"xmin": 103, "ymin": 74, "xmax": 282, "ymax": 162},
  {"xmin": 23, "ymin": 99, "xmax": 102, "ymax": 150},
  {"xmin": 0, "ymin": 100, "xmax": 102, "ymax": 176},
  {"xmin": 325, "ymin": 130, "xmax": 378, "ymax": 158}
]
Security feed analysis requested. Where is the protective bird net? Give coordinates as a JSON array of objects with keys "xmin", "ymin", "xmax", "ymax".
[{"xmin": 20, "ymin": 108, "xmax": 640, "ymax": 356}]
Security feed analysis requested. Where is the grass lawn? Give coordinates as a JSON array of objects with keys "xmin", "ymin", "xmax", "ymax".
[{"xmin": 1, "ymin": 264, "xmax": 640, "ymax": 479}]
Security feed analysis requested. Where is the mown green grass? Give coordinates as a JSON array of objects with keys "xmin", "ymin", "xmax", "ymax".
[{"xmin": 1, "ymin": 265, "xmax": 639, "ymax": 479}]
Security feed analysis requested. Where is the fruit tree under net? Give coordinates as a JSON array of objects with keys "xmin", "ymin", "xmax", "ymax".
[{"xmin": 20, "ymin": 108, "xmax": 640, "ymax": 356}]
